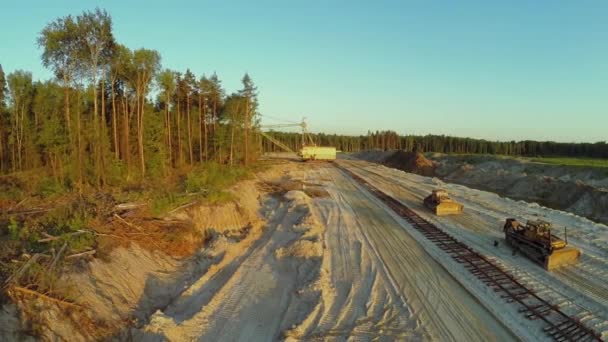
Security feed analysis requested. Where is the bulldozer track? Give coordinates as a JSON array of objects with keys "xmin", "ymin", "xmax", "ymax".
[{"xmin": 337, "ymin": 164, "xmax": 603, "ymax": 342}]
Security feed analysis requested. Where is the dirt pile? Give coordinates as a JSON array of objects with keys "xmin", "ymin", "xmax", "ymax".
[
  {"xmin": 384, "ymin": 150, "xmax": 436, "ymax": 176},
  {"xmin": 349, "ymin": 150, "xmax": 395, "ymax": 163},
  {"xmin": 351, "ymin": 150, "xmax": 436, "ymax": 176}
]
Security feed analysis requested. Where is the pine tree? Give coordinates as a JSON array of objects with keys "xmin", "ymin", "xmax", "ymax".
[{"xmin": 239, "ymin": 73, "xmax": 257, "ymax": 165}]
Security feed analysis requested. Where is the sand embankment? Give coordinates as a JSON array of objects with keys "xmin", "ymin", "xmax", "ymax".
[{"xmin": 350, "ymin": 150, "xmax": 608, "ymax": 225}]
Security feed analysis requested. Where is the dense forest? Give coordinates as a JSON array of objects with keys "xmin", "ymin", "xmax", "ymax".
[
  {"xmin": 262, "ymin": 130, "xmax": 608, "ymax": 159},
  {"xmin": 0, "ymin": 9, "xmax": 260, "ymax": 191}
]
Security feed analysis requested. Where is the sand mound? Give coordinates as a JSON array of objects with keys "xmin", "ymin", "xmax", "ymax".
[
  {"xmin": 349, "ymin": 150, "xmax": 395, "ymax": 163},
  {"xmin": 384, "ymin": 151, "xmax": 436, "ymax": 176},
  {"xmin": 276, "ymin": 240, "xmax": 323, "ymax": 259},
  {"xmin": 430, "ymin": 154, "xmax": 608, "ymax": 225}
]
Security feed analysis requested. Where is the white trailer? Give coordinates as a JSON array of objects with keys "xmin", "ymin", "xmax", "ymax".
[{"xmin": 298, "ymin": 146, "xmax": 336, "ymax": 161}]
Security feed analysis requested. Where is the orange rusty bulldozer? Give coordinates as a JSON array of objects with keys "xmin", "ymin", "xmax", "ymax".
[
  {"xmin": 423, "ymin": 189, "xmax": 464, "ymax": 216},
  {"xmin": 503, "ymin": 219, "xmax": 581, "ymax": 270}
]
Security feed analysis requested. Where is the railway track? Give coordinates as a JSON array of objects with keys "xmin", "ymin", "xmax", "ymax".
[{"xmin": 337, "ymin": 164, "xmax": 603, "ymax": 342}]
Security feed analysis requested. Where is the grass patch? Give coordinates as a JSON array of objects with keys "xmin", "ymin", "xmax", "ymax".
[
  {"xmin": 184, "ymin": 162, "xmax": 250, "ymax": 194},
  {"xmin": 149, "ymin": 162, "xmax": 251, "ymax": 215},
  {"xmin": 527, "ymin": 157, "xmax": 608, "ymax": 169},
  {"xmin": 430, "ymin": 153, "xmax": 608, "ymax": 170}
]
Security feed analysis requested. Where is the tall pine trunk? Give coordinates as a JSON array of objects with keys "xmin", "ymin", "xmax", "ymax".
[
  {"xmin": 100, "ymin": 78, "xmax": 107, "ymax": 185},
  {"xmin": 137, "ymin": 82, "xmax": 145, "ymax": 177},
  {"xmin": 166, "ymin": 91, "xmax": 172, "ymax": 168},
  {"xmin": 198, "ymin": 93, "xmax": 203, "ymax": 162},
  {"xmin": 111, "ymin": 78, "xmax": 118, "ymax": 159},
  {"xmin": 187, "ymin": 93, "xmax": 192, "ymax": 164},
  {"xmin": 244, "ymin": 97, "xmax": 249, "ymax": 166},
  {"xmin": 177, "ymin": 98, "xmax": 182, "ymax": 166}
]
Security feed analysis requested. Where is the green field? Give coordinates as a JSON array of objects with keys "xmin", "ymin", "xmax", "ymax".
[
  {"xmin": 527, "ymin": 157, "xmax": 608, "ymax": 168},
  {"xmin": 435, "ymin": 152, "xmax": 608, "ymax": 169}
]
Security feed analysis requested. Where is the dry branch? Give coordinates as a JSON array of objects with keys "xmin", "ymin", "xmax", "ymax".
[
  {"xmin": 38, "ymin": 232, "xmax": 60, "ymax": 243},
  {"xmin": 114, "ymin": 202, "xmax": 146, "ymax": 211},
  {"xmin": 113, "ymin": 213, "xmax": 144, "ymax": 232},
  {"xmin": 5, "ymin": 254, "xmax": 42, "ymax": 286},
  {"xmin": 168, "ymin": 201, "xmax": 198, "ymax": 214},
  {"xmin": 49, "ymin": 243, "xmax": 67, "ymax": 272},
  {"xmin": 7, "ymin": 198, "xmax": 28, "ymax": 212},
  {"xmin": 37, "ymin": 230, "xmax": 88, "ymax": 243},
  {"xmin": 6, "ymin": 208, "xmax": 52, "ymax": 216},
  {"xmin": 65, "ymin": 250, "xmax": 96, "ymax": 259},
  {"xmin": 9, "ymin": 286, "xmax": 82, "ymax": 309}
]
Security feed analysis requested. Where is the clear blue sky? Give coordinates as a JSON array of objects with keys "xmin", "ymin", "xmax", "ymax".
[{"xmin": 1, "ymin": 0, "xmax": 607, "ymax": 142}]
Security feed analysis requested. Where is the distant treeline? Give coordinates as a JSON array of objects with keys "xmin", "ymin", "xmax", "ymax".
[{"xmin": 261, "ymin": 130, "xmax": 608, "ymax": 159}]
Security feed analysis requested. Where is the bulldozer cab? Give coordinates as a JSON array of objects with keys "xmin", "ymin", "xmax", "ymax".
[
  {"xmin": 526, "ymin": 220, "xmax": 552, "ymax": 239},
  {"xmin": 432, "ymin": 189, "xmax": 449, "ymax": 201}
]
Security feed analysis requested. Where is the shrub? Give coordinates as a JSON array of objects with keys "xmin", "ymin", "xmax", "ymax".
[
  {"xmin": 35, "ymin": 177, "xmax": 66, "ymax": 198},
  {"xmin": 8, "ymin": 218, "xmax": 20, "ymax": 241},
  {"xmin": 184, "ymin": 162, "xmax": 250, "ymax": 194}
]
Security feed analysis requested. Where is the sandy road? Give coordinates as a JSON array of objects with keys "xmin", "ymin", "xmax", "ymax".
[
  {"xmin": 138, "ymin": 160, "xmax": 519, "ymax": 341},
  {"xmin": 319, "ymin": 164, "xmax": 517, "ymax": 341}
]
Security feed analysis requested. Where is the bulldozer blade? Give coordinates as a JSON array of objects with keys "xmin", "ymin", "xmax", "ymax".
[
  {"xmin": 433, "ymin": 203, "xmax": 464, "ymax": 216},
  {"xmin": 544, "ymin": 247, "xmax": 581, "ymax": 270}
]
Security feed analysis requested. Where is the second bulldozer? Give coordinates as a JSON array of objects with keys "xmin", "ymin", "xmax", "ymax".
[
  {"xmin": 503, "ymin": 219, "xmax": 581, "ymax": 270},
  {"xmin": 423, "ymin": 189, "xmax": 464, "ymax": 215}
]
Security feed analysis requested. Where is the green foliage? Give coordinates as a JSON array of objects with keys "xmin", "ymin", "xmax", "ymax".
[
  {"xmin": 35, "ymin": 177, "xmax": 66, "ymax": 197},
  {"xmin": 149, "ymin": 163, "xmax": 250, "ymax": 216},
  {"xmin": 0, "ymin": 175, "xmax": 26, "ymax": 201},
  {"xmin": 184, "ymin": 162, "xmax": 250, "ymax": 193},
  {"xmin": 103, "ymin": 159, "xmax": 128, "ymax": 187},
  {"xmin": 143, "ymin": 108, "xmax": 167, "ymax": 179},
  {"xmin": 0, "ymin": 64, "xmax": 6, "ymax": 110},
  {"xmin": 150, "ymin": 190, "xmax": 190, "ymax": 217},
  {"xmin": 528, "ymin": 157, "xmax": 608, "ymax": 169},
  {"xmin": 8, "ymin": 218, "xmax": 20, "ymax": 240}
]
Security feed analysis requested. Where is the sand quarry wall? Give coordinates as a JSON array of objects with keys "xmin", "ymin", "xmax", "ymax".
[
  {"xmin": 1, "ymin": 178, "xmax": 264, "ymax": 341},
  {"xmin": 351, "ymin": 150, "xmax": 608, "ymax": 225}
]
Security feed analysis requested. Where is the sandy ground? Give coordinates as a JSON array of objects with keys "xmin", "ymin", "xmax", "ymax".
[
  {"xmin": 136, "ymin": 160, "xmax": 518, "ymax": 341},
  {"xmin": 352, "ymin": 150, "xmax": 608, "ymax": 225},
  {"xmin": 18, "ymin": 156, "xmax": 606, "ymax": 340},
  {"xmin": 338, "ymin": 159, "xmax": 608, "ymax": 339}
]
